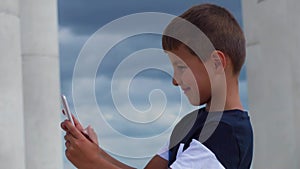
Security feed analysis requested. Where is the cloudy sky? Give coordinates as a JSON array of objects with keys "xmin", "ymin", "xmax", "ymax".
[{"xmin": 58, "ymin": 0, "xmax": 246, "ymax": 168}]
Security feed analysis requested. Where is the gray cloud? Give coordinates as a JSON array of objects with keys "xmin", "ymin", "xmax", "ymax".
[
  {"xmin": 58, "ymin": 0, "xmax": 243, "ymax": 36},
  {"xmin": 59, "ymin": 0, "xmax": 244, "ymax": 91},
  {"xmin": 59, "ymin": 1, "xmax": 245, "ymax": 168}
]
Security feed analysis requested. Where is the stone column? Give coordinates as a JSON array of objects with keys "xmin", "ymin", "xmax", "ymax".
[
  {"xmin": 20, "ymin": 0, "xmax": 63, "ymax": 168},
  {"xmin": 287, "ymin": 0, "xmax": 300, "ymax": 167},
  {"xmin": 242, "ymin": 0, "xmax": 299, "ymax": 168},
  {"xmin": 0, "ymin": 0, "xmax": 26, "ymax": 169}
]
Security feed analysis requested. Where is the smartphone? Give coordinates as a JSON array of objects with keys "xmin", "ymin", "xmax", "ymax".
[
  {"xmin": 61, "ymin": 94, "xmax": 94, "ymax": 142},
  {"xmin": 61, "ymin": 95, "xmax": 75, "ymax": 126}
]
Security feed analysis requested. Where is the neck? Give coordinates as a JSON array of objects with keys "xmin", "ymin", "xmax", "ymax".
[
  {"xmin": 224, "ymin": 77, "xmax": 243, "ymax": 110},
  {"xmin": 206, "ymin": 76, "xmax": 243, "ymax": 112}
]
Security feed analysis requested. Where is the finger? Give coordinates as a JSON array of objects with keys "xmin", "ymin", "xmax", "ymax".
[
  {"xmin": 64, "ymin": 120, "xmax": 85, "ymax": 140},
  {"xmin": 65, "ymin": 140, "xmax": 71, "ymax": 148},
  {"xmin": 71, "ymin": 114, "xmax": 84, "ymax": 131},
  {"xmin": 62, "ymin": 109, "xmax": 84, "ymax": 131},
  {"xmin": 65, "ymin": 149, "xmax": 71, "ymax": 160},
  {"xmin": 86, "ymin": 125, "xmax": 99, "ymax": 145},
  {"xmin": 64, "ymin": 132, "xmax": 77, "ymax": 144},
  {"xmin": 61, "ymin": 112, "xmax": 75, "ymax": 131},
  {"xmin": 64, "ymin": 132, "xmax": 71, "ymax": 141},
  {"xmin": 61, "ymin": 120, "xmax": 69, "ymax": 132}
]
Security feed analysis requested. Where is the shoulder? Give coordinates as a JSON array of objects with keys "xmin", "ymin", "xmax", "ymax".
[
  {"xmin": 201, "ymin": 110, "xmax": 253, "ymax": 169},
  {"xmin": 203, "ymin": 121, "xmax": 237, "ymax": 145},
  {"xmin": 201, "ymin": 121, "xmax": 240, "ymax": 168},
  {"xmin": 202, "ymin": 110, "xmax": 253, "ymax": 153},
  {"xmin": 203, "ymin": 109, "xmax": 253, "ymax": 143},
  {"xmin": 169, "ymin": 109, "xmax": 203, "ymax": 149}
]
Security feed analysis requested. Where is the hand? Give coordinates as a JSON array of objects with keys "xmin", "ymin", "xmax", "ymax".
[
  {"xmin": 61, "ymin": 111, "xmax": 101, "ymax": 169},
  {"xmin": 85, "ymin": 125, "xmax": 99, "ymax": 145},
  {"xmin": 61, "ymin": 111, "xmax": 123, "ymax": 169},
  {"xmin": 61, "ymin": 110, "xmax": 98, "ymax": 144},
  {"xmin": 61, "ymin": 119, "xmax": 102, "ymax": 169}
]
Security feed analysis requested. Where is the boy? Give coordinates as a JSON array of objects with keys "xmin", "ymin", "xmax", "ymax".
[{"xmin": 61, "ymin": 3, "xmax": 253, "ymax": 169}]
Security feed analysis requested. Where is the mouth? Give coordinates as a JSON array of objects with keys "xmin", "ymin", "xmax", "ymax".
[{"xmin": 181, "ymin": 87, "xmax": 191, "ymax": 93}]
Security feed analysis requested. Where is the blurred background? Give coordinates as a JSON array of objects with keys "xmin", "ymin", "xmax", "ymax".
[{"xmin": 0, "ymin": 0, "xmax": 299, "ymax": 169}]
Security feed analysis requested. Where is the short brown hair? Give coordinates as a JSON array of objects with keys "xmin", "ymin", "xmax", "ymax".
[{"xmin": 162, "ymin": 4, "xmax": 245, "ymax": 74}]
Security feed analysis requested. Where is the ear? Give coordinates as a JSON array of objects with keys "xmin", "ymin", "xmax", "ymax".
[{"xmin": 210, "ymin": 50, "xmax": 226, "ymax": 73}]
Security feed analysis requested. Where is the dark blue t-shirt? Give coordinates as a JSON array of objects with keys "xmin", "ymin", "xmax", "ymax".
[{"xmin": 168, "ymin": 107, "xmax": 253, "ymax": 169}]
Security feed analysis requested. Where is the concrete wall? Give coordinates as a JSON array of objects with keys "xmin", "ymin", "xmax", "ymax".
[
  {"xmin": 20, "ymin": 0, "xmax": 63, "ymax": 168},
  {"xmin": 242, "ymin": 0, "xmax": 300, "ymax": 168},
  {"xmin": 287, "ymin": 0, "xmax": 300, "ymax": 167},
  {"xmin": 0, "ymin": 0, "xmax": 62, "ymax": 168},
  {"xmin": 0, "ymin": 0, "xmax": 26, "ymax": 169}
]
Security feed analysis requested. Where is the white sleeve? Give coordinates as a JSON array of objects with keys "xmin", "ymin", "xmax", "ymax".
[
  {"xmin": 170, "ymin": 139, "xmax": 225, "ymax": 169},
  {"xmin": 156, "ymin": 141, "xmax": 169, "ymax": 160}
]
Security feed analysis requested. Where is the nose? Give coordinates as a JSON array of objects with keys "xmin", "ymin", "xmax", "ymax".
[
  {"xmin": 172, "ymin": 72, "xmax": 182, "ymax": 86},
  {"xmin": 172, "ymin": 69, "xmax": 182, "ymax": 86},
  {"xmin": 172, "ymin": 78, "xmax": 179, "ymax": 86}
]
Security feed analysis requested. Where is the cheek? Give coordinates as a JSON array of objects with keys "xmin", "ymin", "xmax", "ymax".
[
  {"xmin": 189, "ymin": 71, "xmax": 211, "ymax": 94},
  {"xmin": 182, "ymin": 70, "xmax": 197, "ymax": 85}
]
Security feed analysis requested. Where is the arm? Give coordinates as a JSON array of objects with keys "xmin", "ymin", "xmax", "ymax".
[
  {"xmin": 61, "ymin": 116, "xmax": 169, "ymax": 169},
  {"xmin": 145, "ymin": 155, "xmax": 168, "ymax": 169}
]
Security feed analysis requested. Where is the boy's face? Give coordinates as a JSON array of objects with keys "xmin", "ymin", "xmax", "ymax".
[{"xmin": 168, "ymin": 45, "xmax": 211, "ymax": 106}]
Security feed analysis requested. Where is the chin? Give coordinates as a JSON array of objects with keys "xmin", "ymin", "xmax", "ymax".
[
  {"xmin": 188, "ymin": 97, "xmax": 209, "ymax": 107},
  {"xmin": 188, "ymin": 98, "xmax": 201, "ymax": 106}
]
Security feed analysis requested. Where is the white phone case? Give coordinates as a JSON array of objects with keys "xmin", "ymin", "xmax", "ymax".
[{"xmin": 61, "ymin": 95, "xmax": 75, "ymax": 126}]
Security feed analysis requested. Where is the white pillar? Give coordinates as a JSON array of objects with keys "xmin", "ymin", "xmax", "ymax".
[
  {"xmin": 243, "ymin": 0, "xmax": 299, "ymax": 168},
  {"xmin": 287, "ymin": 0, "xmax": 300, "ymax": 167},
  {"xmin": 20, "ymin": 0, "xmax": 63, "ymax": 168},
  {"xmin": 0, "ymin": 0, "xmax": 26, "ymax": 169}
]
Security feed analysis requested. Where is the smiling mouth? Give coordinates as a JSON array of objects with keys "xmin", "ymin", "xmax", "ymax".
[{"xmin": 182, "ymin": 87, "xmax": 191, "ymax": 93}]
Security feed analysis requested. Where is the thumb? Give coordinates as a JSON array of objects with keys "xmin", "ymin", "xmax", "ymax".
[{"xmin": 86, "ymin": 125, "xmax": 99, "ymax": 145}]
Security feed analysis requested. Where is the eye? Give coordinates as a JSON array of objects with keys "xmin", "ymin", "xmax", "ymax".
[{"xmin": 177, "ymin": 65, "xmax": 187, "ymax": 70}]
